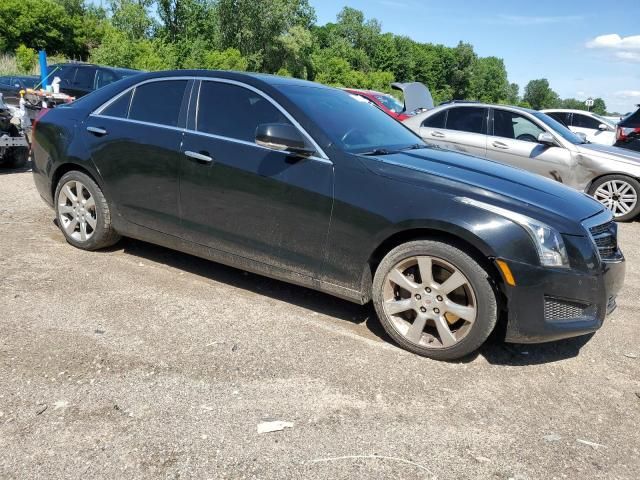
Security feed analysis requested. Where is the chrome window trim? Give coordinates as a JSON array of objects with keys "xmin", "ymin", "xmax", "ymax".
[{"xmin": 91, "ymin": 75, "xmax": 331, "ymax": 162}]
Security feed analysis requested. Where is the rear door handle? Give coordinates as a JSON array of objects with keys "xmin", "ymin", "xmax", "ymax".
[
  {"xmin": 492, "ymin": 141, "xmax": 509, "ymax": 149},
  {"xmin": 185, "ymin": 150, "xmax": 214, "ymax": 164},
  {"xmin": 431, "ymin": 131, "xmax": 445, "ymax": 138},
  {"xmin": 86, "ymin": 126, "xmax": 107, "ymax": 136}
]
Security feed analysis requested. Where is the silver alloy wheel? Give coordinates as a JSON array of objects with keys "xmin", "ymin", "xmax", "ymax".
[
  {"xmin": 382, "ymin": 256, "xmax": 477, "ymax": 348},
  {"xmin": 593, "ymin": 180, "xmax": 638, "ymax": 218},
  {"xmin": 57, "ymin": 180, "xmax": 97, "ymax": 241}
]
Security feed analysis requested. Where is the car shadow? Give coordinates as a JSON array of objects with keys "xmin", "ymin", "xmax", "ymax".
[
  {"xmin": 95, "ymin": 236, "xmax": 594, "ymax": 366},
  {"xmin": 0, "ymin": 160, "xmax": 32, "ymax": 175}
]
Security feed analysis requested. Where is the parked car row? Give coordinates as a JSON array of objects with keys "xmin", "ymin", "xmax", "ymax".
[{"xmin": 31, "ymin": 70, "xmax": 625, "ymax": 360}]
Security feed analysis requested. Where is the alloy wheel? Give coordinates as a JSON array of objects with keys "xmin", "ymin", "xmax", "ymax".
[
  {"xmin": 593, "ymin": 180, "xmax": 638, "ymax": 218},
  {"xmin": 382, "ymin": 255, "xmax": 477, "ymax": 348},
  {"xmin": 57, "ymin": 180, "xmax": 97, "ymax": 241}
]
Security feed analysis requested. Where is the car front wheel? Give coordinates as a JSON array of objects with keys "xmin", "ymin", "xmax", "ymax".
[
  {"xmin": 372, "ymin": 240, "xmax": 498, "ymax": 360},
  {"xmin": 54, "ymin": 171, "xmax": 121, "ymax": 250},
  {"xmin": 589, "ymin": 175, "xmax": 640, "ymax": 222}
]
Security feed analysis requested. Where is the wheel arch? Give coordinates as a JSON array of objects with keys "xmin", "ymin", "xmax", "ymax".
[
  {"xmin": 51, "ymin": 162, "xmax": 104, "ymax": 201},
  {"xmin": 584, "ymin": 171, "xmax": 640, "ymax": 194}
]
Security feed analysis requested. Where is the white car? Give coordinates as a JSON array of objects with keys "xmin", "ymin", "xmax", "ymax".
[{"xmin": 542, "ymin": 109, "xmax": 616, "ymax": 146}]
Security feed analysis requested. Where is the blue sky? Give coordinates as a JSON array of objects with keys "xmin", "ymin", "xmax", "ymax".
[{"xmin": 310, "ymin": 0, "xmax": 640, "ymax": 114}]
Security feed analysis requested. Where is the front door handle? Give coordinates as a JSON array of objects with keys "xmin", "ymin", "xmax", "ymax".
[
  {"xmin": 87, "ymin": 126, "xmax": 107, "ymax": 136},
  {"xmin": 431, "ymin": 131, "xmax": 445, "ymax": 138},
  {"xmin": 492, "ymin": 141, "xmax": 509, "ymax": 149},
  {"xmin": 185, "ymin": 150, "xmax": 214, "ymax": 164}
]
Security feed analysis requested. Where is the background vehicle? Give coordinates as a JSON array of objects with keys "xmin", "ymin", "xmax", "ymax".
[
  {"xmin": 0, "ymin": 75, "xmax": 39, "ymax": 106},
  {"xmin": 405, "ymin": 103, "xmax": 640, "ymax": 221},
  {"xmin": 31, "ymin": 71, "xmax": 624, "ymax": 360},
  {"xmin": 615, "ymin": 106, "xmax": 640, "ymax": 153},
  {"xmin": 344, "ymin": 81, "xmax": 433, "ymax": 121},
  {"xmin": 48, "ymin": 63, "xmax": 140, "ymax": 98},
  {"xmin": 542, "ymin": 109, "xmax": 616, "ymax": 145},
  {"xmin": 0, "ymin": 95, "xmax": 29, "ymax": 168}
]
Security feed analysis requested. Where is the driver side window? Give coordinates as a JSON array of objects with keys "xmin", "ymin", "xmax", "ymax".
[{"xmin": 493, "ymin": 110, "xmax": 545, "ymax": 143}]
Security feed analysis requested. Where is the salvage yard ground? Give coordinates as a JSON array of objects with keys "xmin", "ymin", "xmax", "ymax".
[{"xmin": 1, "ymin": 168, "xmax": 639, "ymax": 479}]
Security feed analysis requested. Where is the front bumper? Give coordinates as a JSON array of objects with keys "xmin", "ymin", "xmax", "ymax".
[{"xmin": 502, "ymin": 258, "xmax": 625, "ymax": 343}]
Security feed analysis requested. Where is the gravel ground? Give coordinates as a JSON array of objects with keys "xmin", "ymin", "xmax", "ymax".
[{"xmin": 1, "ymin": 168, "xmax": 639, "ymax": 479}]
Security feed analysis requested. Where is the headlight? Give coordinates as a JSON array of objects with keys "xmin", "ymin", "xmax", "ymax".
[{"xmin": 456, "ymin": 197, "xmax": 570, "ymax": 268}]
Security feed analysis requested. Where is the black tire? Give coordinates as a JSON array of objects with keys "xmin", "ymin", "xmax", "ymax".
[
  {"xmin": 588, "ymin": 174, "xmax": 640, "ymax": 222},
  {"xmin": 54, "ymin": 170, "xmax": 121, "ymax": 250},
  {"xmin": 4, "ymin": 147, "xmax": 29, "ymax": 168},
  {"xmin": 372, "ymin": 240, "xmax": 497, "ymax": 360}
]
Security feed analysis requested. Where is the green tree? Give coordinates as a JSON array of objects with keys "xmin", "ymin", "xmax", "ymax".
[
  {"xmin": 469, "ymin": 56, "xmax": 508, "ymax": 103},
  {"xmin": 592, "ymin": 98, "xmax": 607, "ymax": 115},
  {"xmin": 505, "ymin": 82, "xmax": 519, "ymax": 104},
  {"xmin": 15, "ymin": 44, "xmax": 37, "ymax": 73},
  {"xmin": 523, "ymin": 79, "xmax": 559, "ymax": 110},
  {"xmin": 449, "ymin": 42, "xmax": 477, "ymax": 99},
  {"xmin": 109, "ymin": 0, "xmax": 155, "ymax": 40},
  {"xmin": 203, "ymin": 48, "xmax": 248, "ymax": 71}
]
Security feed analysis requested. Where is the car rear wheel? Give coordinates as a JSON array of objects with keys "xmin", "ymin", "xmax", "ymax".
[
  {"xmin": 54, "ymin": 171, "xmax": 121, "ymax": 250},
  {"xmin": 372, "ymin": 240, "xmax": 497, "ymax": 360},
  {"xmin": 588, "ymin": 175, "xmax": 640, "ymax": 222}
]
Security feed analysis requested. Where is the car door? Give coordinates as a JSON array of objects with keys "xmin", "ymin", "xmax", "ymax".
[
  {"xmin": 571, "ymin": 113, "xmax": 615, "ymax": 145},
  {"xmin": 419, "ymin": 106, "xmax": 488, "ymax": 157},
  {"xmin": 84, "ymin": 78, "xmax": 190, "ymax": 235},
  {"xmin": 487, "ymin": 108, "xmax": 575, "ymax": 184},
  {"xmin": 178, "ymin": 79, "xmax": 334, "ymax": 279}
]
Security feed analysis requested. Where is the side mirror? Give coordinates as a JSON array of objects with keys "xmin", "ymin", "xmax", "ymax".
[
  {"xmin": 598, "ymin": 123, "xmax": 609, "ymax": 131},
  {"xmin": 576, "ymin": 132, "xmax": 588, "ymax": 142},
  {"xmin": 537, "ymin": 132, "xmax": 556, "ymax": 146},
  {"xmin": 255, "ymin": 123, "xmax": 315, "ymax": 157}
]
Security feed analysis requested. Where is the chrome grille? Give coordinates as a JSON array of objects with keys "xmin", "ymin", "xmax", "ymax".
[{"xmin": 588, "ymin": 221, "xmax": 620, "ymax": 261}]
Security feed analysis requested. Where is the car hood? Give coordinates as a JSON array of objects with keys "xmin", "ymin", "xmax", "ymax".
[
  {"xmin": 391, "ymin": 82, "xmax": 434, "ymax": 113},
  {"xmin": 359, "ymin": 147, "xmax": 604, "ymax": 234},
  {"xmin": 576, "ymin": 142, "xmax": 640, "ymax": 164}
]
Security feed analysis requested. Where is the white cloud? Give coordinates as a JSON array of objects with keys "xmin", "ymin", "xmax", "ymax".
[
  {"xmin": 586, "ymin": 34, "xmax": 640, "ymax": 63},
  {"xmin": 616, "ymin": 90, "xmax": 640, "ymax": 99},
  {"xmin": 496, "ymin": 14, "xmax": 583, "ymax": 25}
]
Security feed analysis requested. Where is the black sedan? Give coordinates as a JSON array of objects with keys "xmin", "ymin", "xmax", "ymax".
[
  {"xmin": 0, "ymin": 75, "xmax": 39, "ymax": 106},
  {"xmin": 31, "ymin": 70, "xmax": 625, "ymax": 360}
]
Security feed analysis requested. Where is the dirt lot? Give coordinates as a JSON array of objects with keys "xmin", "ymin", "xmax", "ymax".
[{"xmin": 1, "ymin": 168, "xmax": 639, "ymax": 479}]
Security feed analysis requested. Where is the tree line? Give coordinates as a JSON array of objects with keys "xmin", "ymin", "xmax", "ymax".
[{"xmin": 0, "ymin": 0, "xmax": 607, "ymax": 114}]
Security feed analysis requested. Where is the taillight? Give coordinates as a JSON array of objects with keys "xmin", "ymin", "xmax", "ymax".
[
  {"xmin": 617, "ymin": 125, "xmax": 640, "ymax": 142},
  {"xmin": 616, "ymin": 126, "xmax": 626, "ymax": 142}
]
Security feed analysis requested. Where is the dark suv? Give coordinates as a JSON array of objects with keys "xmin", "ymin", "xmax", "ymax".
[
  {"xmin": 615, "ymin": 106, "xmax": 640, "ymax": 152},
  {"xmin": 30, "ymin": 71, "xmax": 625, "ymax": 360},
  {"xmin": 49, "ymin": 63, "xmax": 140, "ymax": 98}
]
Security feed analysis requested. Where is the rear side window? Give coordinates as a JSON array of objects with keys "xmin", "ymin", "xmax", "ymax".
[
  {"xmin": 197, "ymin": 81, "xmax": 292, "ymax": 142},
  {"xmin": 96, "ymin": 69, "xmax": 119, "ymax": 89},
  {"xmin": 546, "ymin": 112, "xmax": 570, "ymax": 126},
  {"xmin": 56, "ymin": 66, "xmax": 76, "ymax": 85},
  {"xmin": 422, "ymin": 110, "xmax": 447, "ymax": 128},
  {"xmin": 129, "ymin": 80, "xmax": 187, "ymax": 127},
  {"xmin": 446, "ymin": 107, "xmax": 487, "ymax": 134},
  {"xmin": 572, "ymin": 114, "xmax": 601, "ymax": 129},
  {"xmin": 102, "ymin": 90, "xmax": 133, "ymax": 118},
  {"xmin": 73, "ymin": 68, "xmax": 96, "ymax": 89}
]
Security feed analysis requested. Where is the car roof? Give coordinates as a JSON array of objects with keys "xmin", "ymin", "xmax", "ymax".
[
  {"xmin": 49, "ymin": 63, "xmax": 141, "ymax": 74},
  {"xmin": 541, "ymin": 109, "xmax": 595, "ymax": 114},
  {"xmin": 343, "ymin": 88, "xmax": 387, "ymax": 97}
]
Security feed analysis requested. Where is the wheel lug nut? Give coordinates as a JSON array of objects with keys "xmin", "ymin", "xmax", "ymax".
[
  {"xmin": 420, "ymin": 307, "xmax": 427, "ymax": 313},
  {"xmin": 436, "ymin": 295, "xmax": 443, "ymax": 301},
  {"xmin": 433, "ymin": 308, "xmax": 440, "ymax": 314},
  {"xmin": 415, "ymin": 294, "xmax": 421, "ymax": 300},
  {"xmin": 425, "ymin": 287, "xmax": 431, "ymax": 293}
]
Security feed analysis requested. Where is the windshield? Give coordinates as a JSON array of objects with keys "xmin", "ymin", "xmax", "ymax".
[
  {"xmin": 18, "ymin": 77, "xmax": 39, "ymax": 88},
  {"xmin": 376, "ymin": 94, "xmax": 404, "ymax": 113},
  {"xmin": 531, "ymin": 111, "xmax": 587, "ymax": 144},
  {"xmin": 593, "ymin": 113, "xmax": 616, "ymax": 127},
  {"xmin": 278, "ymin": 85, "xmax": 423, "ymax": 154}
]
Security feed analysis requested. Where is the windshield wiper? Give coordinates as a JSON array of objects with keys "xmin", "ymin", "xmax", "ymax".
[
  {"xmin": 360, "ymin": 148, "xmax": 396, "ymax": 156},
  {"xmin": 399, "ymin": 143, "xmax": 429, "ymax": 151}
]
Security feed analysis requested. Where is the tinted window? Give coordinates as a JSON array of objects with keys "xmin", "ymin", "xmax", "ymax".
[
  {"xmin": 55, "ymin": 66, "xmax": 76, "ymax": 83},
  {"xmin": 72, "ymin": 67, "xmax": 95, "ymax": 89},
  {"xmin": 422, "ymin": 110, "xmax": 447, "ymax": 128},
  {"xmin": 493, "ymin": 110, "xmax": 544, "ymax": 142},
  {"xmin": 277, "ymin": 85, "xmax": 423, "ymax": 154},
  {"xmin": 376, "ymin": 94, "xmax": 404, "ymax": 113},
  {"xmin": 129, "ymin": 80, "xmax": 187, "ymax": 127},
  {"xmin": 572, "ymin": 114, "xmax": 601, "ymax": 129},
  {"xmin": 197, "ymin": 81, "xmax": 293, "ymax": 142},
  {"xmin": 446, "ymin": 107, "xmax": 486, "ymax": 134},
  {"xmin": 96, "ymin": 69, "xmax": 119, "ymax": 89},
  {"xmin": 546, "ymin": 112, "xmax": 570, "ymax": 126},
  {"xmin": 102, "ymin": 90, "xmax": 133, "ymax": 118},
  {"xmin": 0, "ymin": 77, "xmax": 10, "ymax": 86}
]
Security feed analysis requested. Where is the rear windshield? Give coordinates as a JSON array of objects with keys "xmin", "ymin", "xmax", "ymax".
[{"xmin": 620, "ymin": 108, "xmax": 640, "ymax": 128}]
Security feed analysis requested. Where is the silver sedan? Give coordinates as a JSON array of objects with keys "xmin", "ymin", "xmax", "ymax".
[{"xmin": 404, "ymin": 103, "xmax": 640, "ymax": 221}]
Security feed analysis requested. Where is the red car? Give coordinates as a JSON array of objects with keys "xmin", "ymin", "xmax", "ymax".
[{"xmin": 344, "ymin": 82, "xmax": 434, "ymax": 121}]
